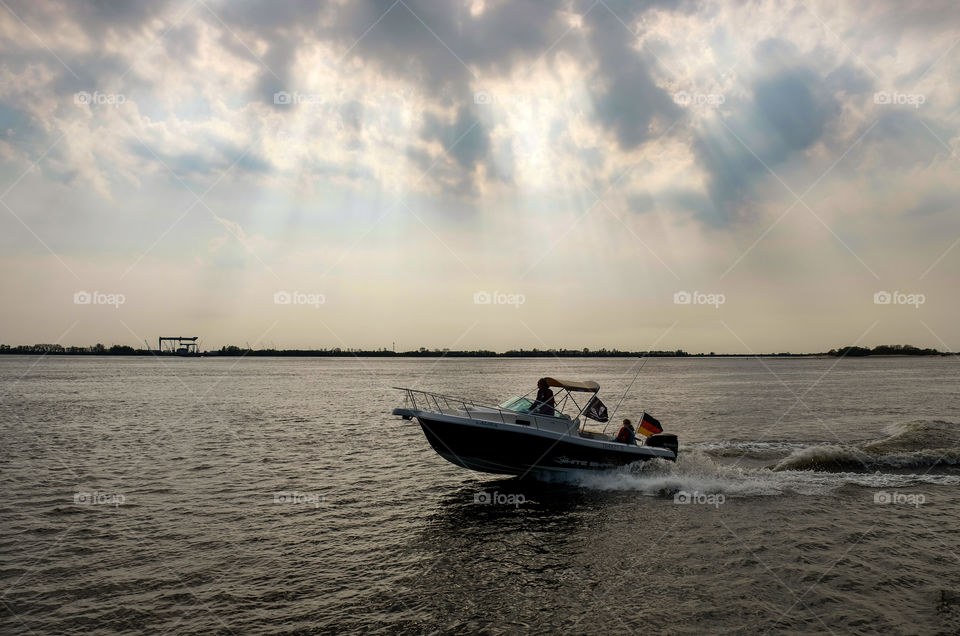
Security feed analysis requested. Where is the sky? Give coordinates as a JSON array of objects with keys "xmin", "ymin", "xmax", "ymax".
[{"xmin": 0, "ymin": 0, "xmax": 957, "ymax": 354}]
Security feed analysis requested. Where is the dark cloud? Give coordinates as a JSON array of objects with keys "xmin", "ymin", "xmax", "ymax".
[
  {"xmin": 690, "ymin": 52, "xmax": 842, "ymax": 226},
  {"xmin": 417, "ymin": 105, "xmax": 491, "ymax": 194},
  {"xmin": 163, "ymin": 23, "xmax": 200, "ymax": 60},
  {"xmin": 583, "ymin": 2, "xmax": 681, "ymax": 149},
  {"xmin": 422, "ymin": 106, "xmax": 489, "ymax": 170},
  {"xmin": 207, "ymin": 0, "xmax": 328, "ymax": 107},
  {"xmin": 200, "ymin": 0, "xmax": 576, "ymax": 98},
  {"xmin": 754, "ymin": 69, "xmax": 837, "ymax": 154},
  {"xmin": 76, "ymin": 0, "xmax": 174, "ymax": 32},
  {"xmin": 214, "ymin": 0, "xmax": 329, "ymax": 32},
  {"xmin": 257, "ymin": 40, "xmax": 300, "ymax": 109},
  {"xmin": 330, "ymin": 1, "xmax": 470, "ymax": 91},
  {"xmin": 0, "ymin": 0, "xmax": 173, "ymax": 35},
  {"xmin": 327, "ymin": 0, "xmax": 574, "ymax": 91}
]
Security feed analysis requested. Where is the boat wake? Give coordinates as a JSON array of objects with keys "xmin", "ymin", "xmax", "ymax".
[
  {"xmin": 771, "ymin": 419, "xmax": 960, "ymax": 472},
  {"xmin": 770, "ymin": 444, "xmax": 960, "ymax": 472},
  {"xmin": 545, "ymin": 419, "xmax": 960, "ymax": 498}
]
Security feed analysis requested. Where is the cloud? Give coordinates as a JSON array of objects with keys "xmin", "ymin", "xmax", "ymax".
[
  {"xmin": 583, "ymin": 2, "xmax": 681, "ymax": 149},
  {"xmin": 0, "ymin": 1, "xmax": 958, "ymax": 240},
  {"xmin": 411, "ymin": 105, "xmax": 492, "ymax": 194},
  {"xmin": 0, "ymin": 102, "xmax": 42, "ymax": 155},
  {"xmin": 2, "ymin": 0, "xmax": 960, "ymax": 353},
  {"xmin": 326, "ymin": 0, "xmax": 574, "ymax": 91},
  {"xmin": 422, "ymin": 106, "xmax": 488, "ymax": 169},
  {"xmin": 754, "ymin": 68, "xmax": 839, "ymax": 157},
  {"xmin": 127, "ymin": 133, "xmax": 271, "ymax": 182},
  {"xmin": 1, "ymin": 0, "xmax": 173, "ymax": 38},
  {"xmin": 0, "ymin": 0, "xmax": 699, "ymax": 198},
  {"xmin": 201, "ymin": 0, "xmax": 583, "ymax": 192},
  {"xmin": 688, "ymin": 40, "xmax": 844, "ymax": 226}
]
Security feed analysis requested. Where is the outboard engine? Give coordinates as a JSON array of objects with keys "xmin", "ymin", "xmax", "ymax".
[{"xmin": 645, "ymin": 433, "xmax": 679, "ymax": 458}]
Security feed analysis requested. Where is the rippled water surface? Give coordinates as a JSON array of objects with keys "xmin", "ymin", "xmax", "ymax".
[{"xmin": 2, "ymin": 356, "xmax": 960, "ymax": 634}]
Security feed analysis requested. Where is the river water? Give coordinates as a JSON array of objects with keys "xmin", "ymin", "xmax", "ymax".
[{"xmin": 1, "ymin": 356, "xmax": 959, "ymax": 634}]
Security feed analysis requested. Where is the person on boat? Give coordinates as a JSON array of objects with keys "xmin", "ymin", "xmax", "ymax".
[
  {"xmin": 533, "ymin": 378, "xmax": 555, "ymax": 416},
  {"xmin": 616, "ymin": 419, "xmax": 636, "ymax": 445}
]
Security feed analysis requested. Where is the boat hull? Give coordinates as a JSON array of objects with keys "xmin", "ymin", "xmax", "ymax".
[{"xmin": 415, "ymin": 415, "xmax": 674, "ymax": 476}]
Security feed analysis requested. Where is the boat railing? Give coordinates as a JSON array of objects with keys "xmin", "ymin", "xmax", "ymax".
[{"xmin": 393, "ymin": 386, "xmax": 547, "ymax": 430}]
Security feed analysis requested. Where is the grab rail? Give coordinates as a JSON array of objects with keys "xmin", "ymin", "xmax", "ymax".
[{"xmin": 394, "ymin": 386, "xmax": 559, "ymax": 431}]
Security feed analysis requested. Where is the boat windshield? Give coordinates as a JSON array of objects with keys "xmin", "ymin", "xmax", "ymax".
[{"xmin": 498, "ymin": 396, "xmax": 534, "ymax": 413}]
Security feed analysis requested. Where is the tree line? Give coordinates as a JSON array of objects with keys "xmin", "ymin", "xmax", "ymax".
[{"xmin": 0, "ymin": 343, "xmax": 947, "ymax": 357}]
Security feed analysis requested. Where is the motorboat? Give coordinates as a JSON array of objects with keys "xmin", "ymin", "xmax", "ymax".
[{"xmin": 392, "ymin": 377, "xmax": 678, "ymax": 477}]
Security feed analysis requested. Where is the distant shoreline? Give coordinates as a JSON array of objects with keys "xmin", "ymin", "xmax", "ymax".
[{"xmin": 0, "ymin": 344, "xmax": 948, "ymax": 358}]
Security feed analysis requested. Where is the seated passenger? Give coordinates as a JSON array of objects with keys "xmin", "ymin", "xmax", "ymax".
[
  {"xmin": 533, "ymin": 378, "xmax": 555, "ymax": 416},
  {"xmin": 615, "ymin": 419, "xmax": 636, "ymax": 445}
]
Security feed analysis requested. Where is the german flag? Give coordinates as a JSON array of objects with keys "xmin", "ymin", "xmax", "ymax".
[{"xmin": 637, "ymin": 412, "xmax": 663, "ymax": 437}]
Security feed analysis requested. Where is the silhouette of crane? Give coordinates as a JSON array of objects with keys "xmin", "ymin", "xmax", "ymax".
[{"xmin": 158, "ymin": 336, "xmax": 199, "ymax": 355}]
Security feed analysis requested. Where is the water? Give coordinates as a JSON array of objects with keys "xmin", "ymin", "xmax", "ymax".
[{"xmin": 1, "ymin": 356, "xmax": 959, "ymax": 634}]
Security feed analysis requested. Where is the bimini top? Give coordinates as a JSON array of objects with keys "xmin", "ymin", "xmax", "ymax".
[{"xmin": 542, "ymin": 377, "xmax": 600, "ymax": 393}]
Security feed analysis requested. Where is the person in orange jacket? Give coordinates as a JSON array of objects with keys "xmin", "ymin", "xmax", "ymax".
[{"xmin": 616, "ymin": 419, "xmax": 636, "ymax": 444}]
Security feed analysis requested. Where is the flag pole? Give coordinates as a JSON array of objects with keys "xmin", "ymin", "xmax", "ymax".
[{"xmin": 603, "ymin": 357, "xmax": 647, "ymax": 434}]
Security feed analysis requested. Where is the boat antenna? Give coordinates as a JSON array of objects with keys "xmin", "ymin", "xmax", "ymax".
[{"xmin": 605, "ymin": 357, "xmax": 648, "ymax": 431}]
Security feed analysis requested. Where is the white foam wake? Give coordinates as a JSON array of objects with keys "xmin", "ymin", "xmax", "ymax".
[{"xmin": 546, "ymin": 450, "xmax": 960, "ymax": 498}]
